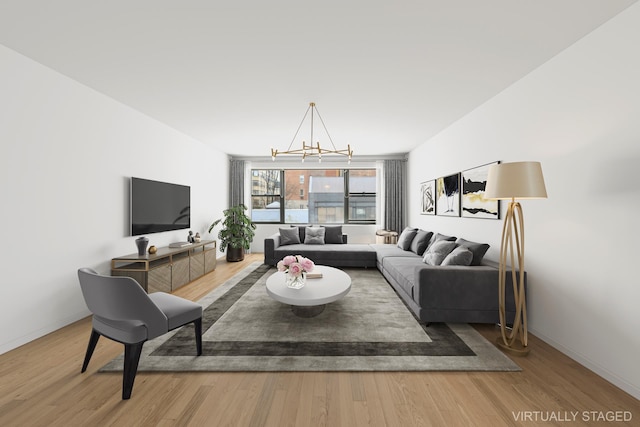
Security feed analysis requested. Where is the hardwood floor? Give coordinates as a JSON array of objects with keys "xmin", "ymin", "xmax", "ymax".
[{"xmin": 1, "ymin": 254, "xmax": 637, "ymax": 426}]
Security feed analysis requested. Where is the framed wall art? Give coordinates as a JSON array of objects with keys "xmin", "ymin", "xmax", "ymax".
[
  {"xmin": 461, "ymin": 161, "xmax": 500, "ymax": 219},
  {"xmin": 436, "ymin": 173, "xmax": 460, "ymax": 216},
  {"xmin": 420, "ymin": 180, "xmax": 436, "ymax": 215}
]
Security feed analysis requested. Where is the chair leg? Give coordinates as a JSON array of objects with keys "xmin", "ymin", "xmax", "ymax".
[
  {"xmin": 81, "ymin": 329, "xmax": 101, "ymax": 373},
  {"xmin": 194, "ymin": 318, "xmax": 202, "ymax": 356},
  {"xmin": 122, "ymin": 341, "xmax": 145, "ymax": 400}
]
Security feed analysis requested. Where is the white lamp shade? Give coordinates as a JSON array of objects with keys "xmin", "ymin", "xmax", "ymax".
[{"xmin": 485, "ymin": 161, "xmax": 547, "ymax": 200}]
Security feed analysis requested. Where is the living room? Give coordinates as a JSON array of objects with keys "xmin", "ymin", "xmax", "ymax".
[{"xmin": 1, "ymin": 1, "xmax": 639, "ymax": 425}]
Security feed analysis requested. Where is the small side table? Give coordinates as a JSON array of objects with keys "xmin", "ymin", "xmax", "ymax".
[{"xmin": 375, "ymin": 230, "xmax": 398, "ymax": 245}]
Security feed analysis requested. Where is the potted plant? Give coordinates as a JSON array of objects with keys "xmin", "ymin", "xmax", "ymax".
[{"xmin": 209, "ymin": 204, "xmax": 256, "ymax": 262}]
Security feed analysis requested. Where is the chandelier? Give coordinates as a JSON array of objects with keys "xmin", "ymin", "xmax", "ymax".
[{"xmin": 271, "ymin": 102, "xmax": 353, "ymax": 163}]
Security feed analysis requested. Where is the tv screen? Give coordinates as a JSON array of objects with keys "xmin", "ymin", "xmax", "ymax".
[{"xmin": 130, "ymin": 177, "xmax": 190, "ymax": 236}]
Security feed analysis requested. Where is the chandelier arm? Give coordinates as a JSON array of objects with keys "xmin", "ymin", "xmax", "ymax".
[{"xmin": 286, "ymin": 104, "xmax": 312, "ymax": 152}]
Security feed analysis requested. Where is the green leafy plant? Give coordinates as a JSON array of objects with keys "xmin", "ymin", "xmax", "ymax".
[{"xmin": 208, "ymin": 204, "xmax": 256, "ymax": 252}]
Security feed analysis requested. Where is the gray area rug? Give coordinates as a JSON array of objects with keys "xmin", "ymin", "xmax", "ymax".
[{"xmin": 101, "ymin": 262, "xmax": 520, "ymax": 372}]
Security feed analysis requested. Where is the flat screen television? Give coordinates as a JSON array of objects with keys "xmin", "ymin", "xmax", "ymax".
[{"xmin": 130, "ymin": 177, "xmax": 190, "ymax": 236}]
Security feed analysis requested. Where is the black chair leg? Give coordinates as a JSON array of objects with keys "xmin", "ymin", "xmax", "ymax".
[
  {"xmin": 81, "ymin": 330, "xmax": 101, "ymax": 373},
  {"xmin": 194, "ymin": 318, "xmax": 202, "ymax": 356},
  {"xmin": 122, "ymin": 341, "xmax": 145, "ymax": 400}
]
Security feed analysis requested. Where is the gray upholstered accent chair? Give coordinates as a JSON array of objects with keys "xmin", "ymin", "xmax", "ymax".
[{"xmin": 77, "ymin": 268, "xmax": 203, "ymax": 399}]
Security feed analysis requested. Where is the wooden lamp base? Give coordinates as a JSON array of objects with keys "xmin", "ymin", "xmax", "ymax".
[{"xmin": 497, "ymin": 200, "xmax": 529, "ymax": 356}]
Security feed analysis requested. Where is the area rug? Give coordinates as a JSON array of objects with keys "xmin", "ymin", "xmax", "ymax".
[{"xmin": 101, "ymin": 263, "xmax": 520, "ymax": 372}]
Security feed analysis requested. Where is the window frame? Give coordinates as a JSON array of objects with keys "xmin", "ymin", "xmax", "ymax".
[{"xmin": 250, "ymin": 168, "xmax": 376, "ymax": 225}]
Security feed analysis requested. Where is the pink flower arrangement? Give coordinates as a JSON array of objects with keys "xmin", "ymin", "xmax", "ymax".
[{"xmin": 277, "ymin": 255, "xmax": 315, "ymax": 278}]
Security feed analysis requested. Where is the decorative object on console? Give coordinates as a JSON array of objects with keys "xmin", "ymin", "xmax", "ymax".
[
  {"xmin": 277, "ymin": 255, "xmax": 316, "ymax": 289},
  {"xmin": 209, "ymin": 204, "xmax": 256, "ymax": 262},
  {"xmin": 148, "ymin": 245, "xmax": 157, "ymax": 255},
  {"xmin": 436, "ymin": 173, "xmax": 461, "ymax": 216},
  {"xmin": 270, "ymin": 102, "xmax": 353, "ymax": 163},
  {"xmin": 485, "ymin": 161, "xmax": 547, "ymax": 356},
  {"xmin": 462, "ymin": 162, "xmax": 500, "ymax": 219},
  {"xmin": 135, "ymin": 236, "xmax": 149, "ymax": 256},
  {"xmin": 420, "ymin": 180, "xmax": 436, "ymax": 215}
]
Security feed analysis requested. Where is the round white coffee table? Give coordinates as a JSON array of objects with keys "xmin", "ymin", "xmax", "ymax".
[{"xmin": 266, "ymin": 265, "xmax": 351, "ymax": 317}]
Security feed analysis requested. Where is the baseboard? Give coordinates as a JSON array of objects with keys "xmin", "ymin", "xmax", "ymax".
[{"xmin": 530, "ymin": 327, "xmax": 640, "ymax": 400}]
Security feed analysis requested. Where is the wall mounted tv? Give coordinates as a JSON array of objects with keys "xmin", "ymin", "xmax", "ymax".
[{"xmin": 130, "ymin": 177, "xmax": 190, "ymax": 236}]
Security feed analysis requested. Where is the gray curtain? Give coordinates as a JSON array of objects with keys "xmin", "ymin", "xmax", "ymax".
[
  {"xmin": 384, "ymin": 159, "xmax": 407, "ymax": 233},
  {"xmin": 229, "ymin": 159, "xmax": 245, "ymax": 208}
]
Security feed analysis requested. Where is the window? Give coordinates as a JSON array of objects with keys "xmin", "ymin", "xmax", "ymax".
[
  {"xmin": 250, "ymin": 170, "xmax": 282, "ymax": 222},
  {"xmin": 347, "ymin": 169, "xmax": 377, "ymax": 223},
  {"xmin": 251, "ymin": 168, "xmax": 376, "ymax": 224}
]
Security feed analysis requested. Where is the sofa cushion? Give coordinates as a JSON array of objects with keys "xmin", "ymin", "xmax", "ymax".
[
  {"xmin": 455, "ymin": 238, "xmax": 490, "ymax": 266},
  {"xmin": 423, "ymin": 240, "xmax": 457, "ymax": 266},
  {"xmin": 273, "ymin": 243, "xmax": 376, "ymax": 267},
  {"xmin": 323, "ymin": 225, "xmax": 343, "ymax": 244},
  {"xmin": 381, "ymin": 257, "xmax": 423, "ymax": 300},
  {"xmin": 304, "ymin": 227, "xmax": 325, "ymax": 244},
  {"xmin": 279, "ymin": 227, "xmax": 301, "ymax": 246},
  {"xmin": 370, "ymin": 244, "xmax": 421, "ymax": 266},
  {"xmin": 441, "ymin": 245, "xmax": 473, "ymax": 266},
  {"xmin": 397, "ymin": 227, "xmax": 418, "ymax": 250},
  {"xmin": 410, "ymin": 230, "xmax": 434, "ymax": 256}
]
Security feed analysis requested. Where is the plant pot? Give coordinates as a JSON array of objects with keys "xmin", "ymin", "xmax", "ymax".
[{"xmin": 226, "ymin": 246, "xmax": 245, "ymax": 262}]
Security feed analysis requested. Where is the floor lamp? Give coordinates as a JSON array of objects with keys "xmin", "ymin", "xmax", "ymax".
[{"xmin": 485, "ymin": 161, "xmax": 547, "ymax": 356}]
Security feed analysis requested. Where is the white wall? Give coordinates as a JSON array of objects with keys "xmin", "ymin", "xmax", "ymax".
[
  {"xmin": 0, "ymin": 45, "xmax": 229, "ymax": 354},
  {"xmin": 408, "ymin": 4, "xmax": 640, "ymax": 399}
]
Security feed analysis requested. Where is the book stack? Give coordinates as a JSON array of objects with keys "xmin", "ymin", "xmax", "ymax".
[{"xmin": 306, "ymin": 270, "xmax": 323, "ymax": 279}]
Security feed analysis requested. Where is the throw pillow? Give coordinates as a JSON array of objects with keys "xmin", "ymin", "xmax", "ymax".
[
  {"xmin": 279, "ymin": 227, "xmax": 301, "ymax": 246},
  {"xmin": 441, "ymin": 245, "xmax": 474, "ymax": 266},
  {"xmin": 304, "ymin": 227, "xmax": 326, "ymax": 244},
  {"xmin": 397, "ymin": 227, "xmax": 418, "ymax": 251},
  {"xmin": 410, "ymin": 230, "xmax": 434, "ymax": 256},
  {"xmin": 425, "ymin": 232, "xmax": 456, "ymax": 251},
  {"xmin": 422, "ymin": 240, "xmax": 457, "ymax": 266},
  {"xmin": 323, "ymin": 225, "xmax": 343, "ymax": 244},
  {"xmin": 297, "ymin": 225, "xmax": 310, "ymax": 243},
  {"xmin": 455, "ymin": 238, "xmax": 490, "ymax": 266}
]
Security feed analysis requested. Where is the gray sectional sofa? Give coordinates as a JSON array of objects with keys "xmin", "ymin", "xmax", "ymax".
[{"xmin": 264, "ymin": 226, "xmax": 525, "ymax": 324}]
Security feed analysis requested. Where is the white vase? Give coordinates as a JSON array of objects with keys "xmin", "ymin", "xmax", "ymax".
[{"xmin": 286, "ymin": 272, "xmax": 306, "ymax": 289}]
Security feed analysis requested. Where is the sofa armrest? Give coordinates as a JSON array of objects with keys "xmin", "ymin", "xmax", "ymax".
[
  {"xmin": 414, "ymin": 265, "xmax": 498, "ymax": 307},
  {"xmin": 264, "ymin": 233, "xmax": 281, "ymax": 265},
  {"xmin": 413, "ymin": 265, "xmax": 525, "ymax": 312}
]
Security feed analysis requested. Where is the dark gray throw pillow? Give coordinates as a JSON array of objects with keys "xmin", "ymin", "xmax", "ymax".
[
  {"xmin": 304, "ymin": 227, "xmax": 325, "ymax": 244},
  {"xmin": 397, "ymin": 227, "xmax": 418, "ymax": 251},
  {"xmin": 423, "ymin": 240, "xmax": 457, "ymax": 266},
  {"xmin": 410, "ymin": 230, "xmax": 434, "ymax": 256},
  {"xmin": 323, "ymin": 225, "xmax": 343, "ymax": 244},
  {"xmin": 279, "ymin": 227, "xmax": 301, "ymax": 246},
  {"xmin": 441, "ymin": 245, "xmax": 474, "ymax": 266},
  {"xmin": 455, "ymin": 238, "xmax": 490, "ymax": 266}
]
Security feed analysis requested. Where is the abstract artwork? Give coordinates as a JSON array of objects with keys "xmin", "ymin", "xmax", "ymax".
[
  {"xmin": 436, "ymin": 173, "xmax": 460, "ymax": 216},
  {"xmin": 420, "ymin": 180, "xmax": 435, "ymax": 215},
  {"xmin": 461, "ymin": 162, "xmax": 500, "ymax": 219}
]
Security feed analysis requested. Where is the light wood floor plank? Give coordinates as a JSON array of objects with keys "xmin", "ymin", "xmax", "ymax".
[{"xmin": 1, "ymin": 253, "xmax": 638, "ymax": 427}]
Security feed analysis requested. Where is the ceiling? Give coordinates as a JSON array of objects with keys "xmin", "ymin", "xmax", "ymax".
[{"xmin": 0, "ymin": 0, "xmax": 635, "ymax": 157}]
